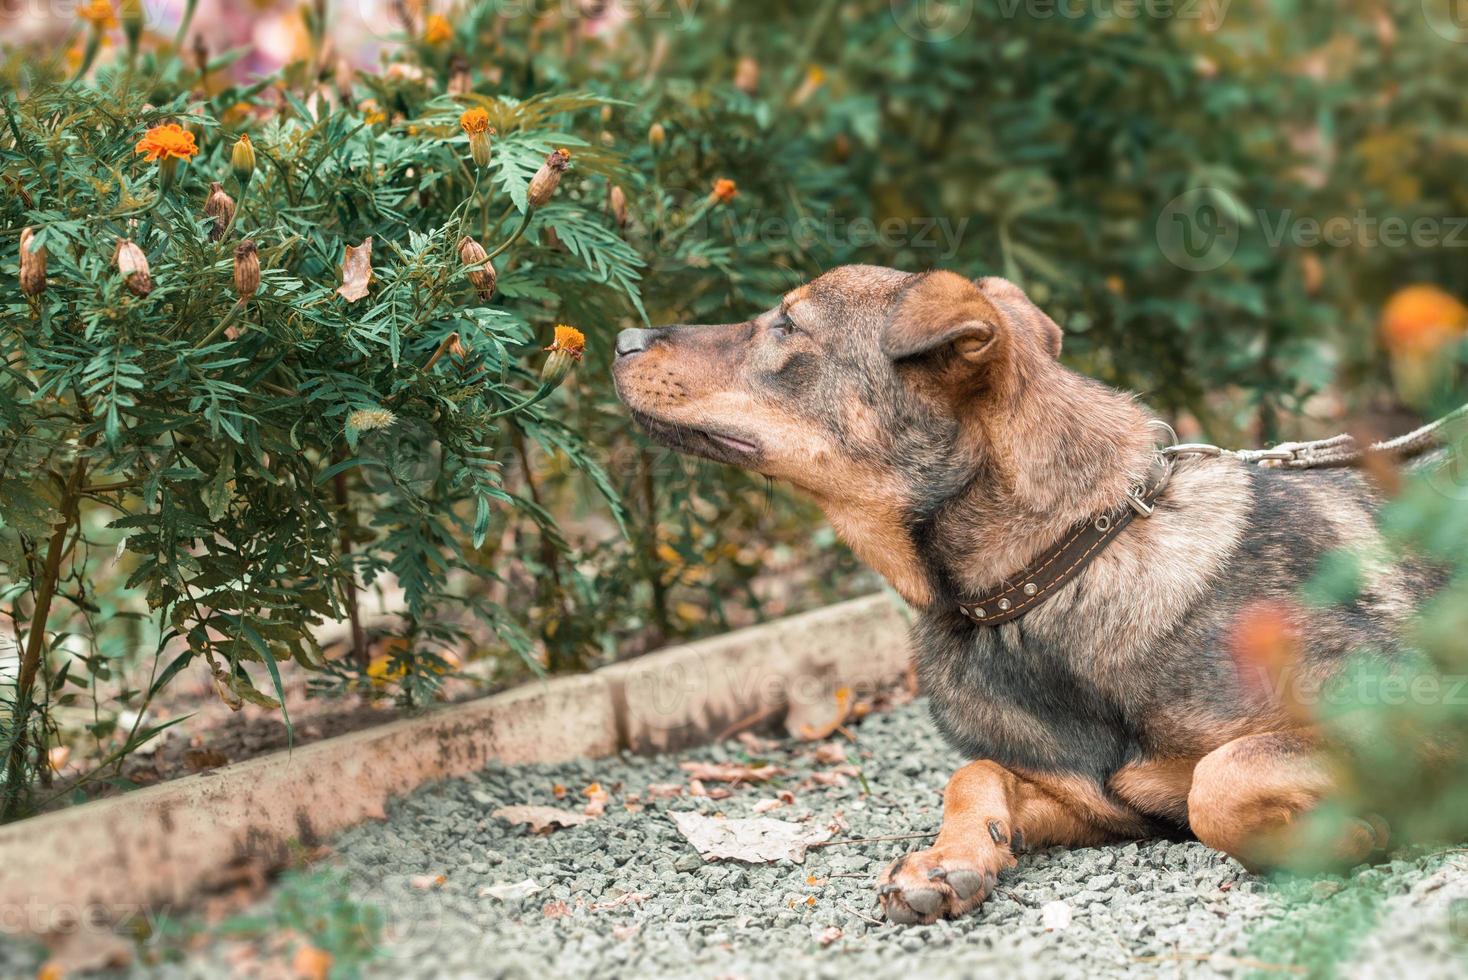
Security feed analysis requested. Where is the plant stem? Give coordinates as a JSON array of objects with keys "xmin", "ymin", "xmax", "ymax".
[
  {"xmin": 3, "ymin": 455, "xmax": 87, "ymax": 820},
  {"xmin": 333, "ymin": 459, "xmax": 369, "ymax": 673},
  {"xmin": 486, "ymin": 210, "xmax": 533, "ymax": 262}
]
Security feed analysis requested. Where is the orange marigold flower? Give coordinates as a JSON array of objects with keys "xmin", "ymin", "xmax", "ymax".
[
  {"xmin": 423, "ymin": 13, "xmax": 453, "ymax": 45},
  {"xmin": 459, "ymin": 107, "xmax": 492, "ymax": 136},
  {"xmin": 79, "ymin": 0, "xmax": 116, "ymax": 30},
  {"xmin": 134, "ymin": 123, "xmax": 200, "ymax": 163},
  {"xmin": 547, "ymin": 325, "xmax": 586, "ymax": 358},
  {"xmin": 712, "ymin": 179, "xmax": 738, "ymax": 203}
]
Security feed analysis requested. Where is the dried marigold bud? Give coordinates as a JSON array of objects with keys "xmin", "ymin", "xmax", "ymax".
[
  {"xmin": 734, "ymin": 56, "xmax": 760, "ymax": 94},
  {"xmin": 648, "ymin": 122, "xmax": 666, "ymax": 151},
  {"xmin": 541, "ymin": 324, "xmax": 586, "ymax": 387},
  {"xmin": 113, "ymin": 239, "xmax": 152, "ymax": 297},
  {"xmin": 457, "ymin": 235, "xmax": 497, "ymax": 301},
  {"xmin": 204, "ymin": 181, "xmax": 236, "ymax": 242},
  {"xmin": 19, "ymin": 226, "xmax": 47, "ymax": 297},
  {"xmin": 231, "ymin": 134, "xmax": 256, "ymax": 189},
  {"xmin": 608, "ymin": 185, "xmax": 629, "ymax": 229},
  {"xmin": 447, "ymin": 55, "xmax": 472, "ymax": 97},
  {"xmin": 527, "ymin": 148, "xmax": 572, "ymax": 209},
  {"xmin": 234, "ymin": 240, "xmax": 260, "ymax": 298}
]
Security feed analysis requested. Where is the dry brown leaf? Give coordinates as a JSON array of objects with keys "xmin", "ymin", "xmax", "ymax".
[
  {"xmin": 292, "ymin": 944, "xmax": 332, "ymax": 980},
  {"xmin": 819, "ymin": 926, "xmax": 843, "ymax": 946},
  {"xmin": 492, "ymin": 805, "xmax": 594, "ymax": 833},
  {"xmin": 591, "ymin": 892, "xmax": 648, "ymax": 912},
  {"xmin": 669, "ymin": 811, "xmax": 833, "ymax": 864},
  {"xmin": 752, "ymin": 798, "xmax": 785, "ymax": 814},
  {"xmin": 793, "ymin": 686, "xmax": 853, "ymax": 741},
  {"xmin": 337, "ymin": 238, "xmax": 373, "ymax": 302},
  {"xmin": 645, "ymin": 783, "xmax": 684, "ymax": 799},
  {"xmin": 583, "ymin": 782, "xmax": 609, "ymax": 817},
  {"xmin": 410, "ymin": 874, "xmax": 446, "ymax": 890},
  {"xmin": 812, "ymin": 742, "xmax": 847, "ymax": 766},
  {"xmin": 478, "ymin": 879, "xmax": 542, "ymax": 901},
  {"xmin": 542, "ymin": 900, "xmax": 572, "ymax": 919},
  {"xmin": 680, "ymin": 760, "xmax": 787, "ymax": 784},
  {"xmin": 736, "ymin": 731, "xmax": 778, "ymax": 754}
]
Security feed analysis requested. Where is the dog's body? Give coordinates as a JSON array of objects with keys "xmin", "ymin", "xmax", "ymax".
[{"xmin": 613, "ymin": 265, "xmax": 1443, "ymax": 924}]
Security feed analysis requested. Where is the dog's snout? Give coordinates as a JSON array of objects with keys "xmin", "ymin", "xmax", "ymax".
[{"xmin": 616, "ymin": 328, "xmax": 657, "ymax": 359}]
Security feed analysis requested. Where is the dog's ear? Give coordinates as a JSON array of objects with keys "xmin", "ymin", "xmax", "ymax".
[
  {"xmin": 881, "ymin": 271, "xmax": 1003, "ymax": 366},
  {"xmin": 975, "ymin": 276, "xmax": 1064, "ymax": 359}
]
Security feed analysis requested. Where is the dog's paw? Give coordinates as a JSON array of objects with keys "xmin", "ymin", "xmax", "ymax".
[{"xmin": 877, "ymin": 843, "xmax": 1012, "ymax": 925}]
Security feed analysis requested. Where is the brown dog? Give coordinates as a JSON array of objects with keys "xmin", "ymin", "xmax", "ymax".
[{"xmin": 612, "ymin": 266, "xmax": 1443, "ymax": 924}]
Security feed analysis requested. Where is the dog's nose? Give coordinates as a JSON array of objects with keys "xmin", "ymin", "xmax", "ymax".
[{"xmin": 615, "ymin": 328, "xmax": 657, "ymax": 359}]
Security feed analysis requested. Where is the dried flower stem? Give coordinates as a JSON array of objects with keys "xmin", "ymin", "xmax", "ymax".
[{"xmin": 486, "ymin": 211, "xmax": 533, "ymax": 262}]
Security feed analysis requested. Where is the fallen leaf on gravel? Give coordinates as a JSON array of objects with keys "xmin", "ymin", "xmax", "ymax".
[
  {"xmin": 553, "ymin": 783, "xmax": 568, "ymax": 799},
  {"xmin": 410, "ymin": 874, "xmax": 446, "ymax": 890},
  {"xmin": 292, "ymin": 944, "xmax": 332, "ymax": 980},
  {"xmin": 670, "ymin": 811, "xmax": 834, "ymax": 864},
  {"xmin": 583, "ymin": 782, "xmax": 609, "ymax": 817},
  {"xmin": 336, "ymin": 238, "xmax": 373, "ymax": 302},
  {"xmin": 645, "ymin": 783, "xmax": 684, "ymax": 799},
  {"xmin": 819, "ymin": 926, "xmax": 843, "ymax": 946},
  {"xmin": 478, "ymin": 879, "xmax": 543, "ymax": 901},
  {"xmin": 752, "ymin": 798, "xmax": 785, "ymax": 814},
  {"xmin": 789, "ymin": 686, "xmax": 853, "ymax": 741},
  {"xmin": 1041, "ymin": 900, "xmax": 1073, "ymax": 931},
  {"xmin": 492, "ymin": 805, "xmax": 594, "ymax": 833},
  {"xmin": 809, "ymin": 764, "xmax": 860, "ymax": 787},
  {"xmin": 542, "ymin": 900, "xmax": 572, "ymax": 919},
  {"xmin": 736, "ymin": 731, "xmax": 779, "ymax": 754},
  {"xmin": 688, "ymin": 778, "xmax": 731, "ymax": 800},
  {"xmin": 591, "ymin": 893, "xmax": 648, "ymax": 912},
  {"xmin": 612, "ymin": 924, "xmax": 640, "ymax": 942},
  {"xmin": 813, "ymin": 742, "xmax": 847, "ymax": 765},
  {"xmin": 680, "ymin": 761, "xmax": 787, "ymax": 784}
]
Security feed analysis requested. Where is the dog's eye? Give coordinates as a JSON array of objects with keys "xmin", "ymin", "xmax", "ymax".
[{"xmin": 770, "ymin": 315, "xmax": 797, "ymax": 339}]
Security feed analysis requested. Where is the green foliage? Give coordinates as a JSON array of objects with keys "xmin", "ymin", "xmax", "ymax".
[{"xmin": 3, "ymin": 0, "xmax": 1467, "ymax": 825}]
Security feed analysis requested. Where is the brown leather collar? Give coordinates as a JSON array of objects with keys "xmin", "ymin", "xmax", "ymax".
[{"xmin": 956, "ymin": 456, "xmax": 1173, "ymax": 626}]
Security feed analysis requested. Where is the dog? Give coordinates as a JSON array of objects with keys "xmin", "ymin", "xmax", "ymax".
[{"xmin": 611, "ymin": 266, "xmax": 1447, "ymax": 925}]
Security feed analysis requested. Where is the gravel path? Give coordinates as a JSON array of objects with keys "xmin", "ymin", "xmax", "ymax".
[{"xmin": 10, "ymin": 698, "xmax": 1468, "ymax": 977}]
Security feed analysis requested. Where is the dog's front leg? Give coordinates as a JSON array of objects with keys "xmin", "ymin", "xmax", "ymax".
[{"xmin": 878, "ymin": 760, "xmax": 1123, "ymax": 924}]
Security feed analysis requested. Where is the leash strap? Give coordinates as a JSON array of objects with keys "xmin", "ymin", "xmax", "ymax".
[{"xmin": 957, "ymin": 403, "xmax": 1466, "ymax": 627}]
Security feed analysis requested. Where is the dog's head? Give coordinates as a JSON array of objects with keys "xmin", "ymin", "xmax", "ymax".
[{"xmin": 612, "ymin": 265, "xmax": 1075, "ymax": 603}]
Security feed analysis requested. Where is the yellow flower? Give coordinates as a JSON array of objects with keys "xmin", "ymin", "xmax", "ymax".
[
  {"xmin": 360, "ymin": 100, "xmax": 387, "ymax": 126},
  {"xmin": 134, "ymin": 123, "xmax": 200, "ymax": 163},
  {"xmin": 459, "ymin": 107, "xmax": 492, "ymax": 136},
  {"xmin": 712, "ymin": 179, "xmax": 738, "ymax": 204},
  {"xmin": 79, "ymin": 0, "xmax": 116, "ymax": 31},
  {"xmin": 547, "ymin": 325, "xmax": 586, "ymax": 358},
  {"xmin": 231, "ymin": 134, "xmax": 256, "ymax": 187},
  {"xmin": 423, "ymin": 13, "xmax": 453, "ymax": 45}
]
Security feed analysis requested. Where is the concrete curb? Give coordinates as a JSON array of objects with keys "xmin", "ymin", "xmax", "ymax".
[{"xmin": 0, "ymin": 593, "xmax": 911, "ymax": 933}]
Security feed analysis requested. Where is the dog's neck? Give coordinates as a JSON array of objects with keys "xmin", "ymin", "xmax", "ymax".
[
  {"xmin": 815, "ymin": 364, "xmax": 1157, "ymax": 612},
  {"xmin": 926, "ymin": 366, "xmax": 1157, "ymax": 603}
]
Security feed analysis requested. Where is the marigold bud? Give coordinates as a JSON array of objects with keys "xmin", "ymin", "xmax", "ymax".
[
  {"xmin": 648, "ymin": 122, "xmax": 666, "ymax": 151},
  {"xmin": 19, "ymin": 227, "xmax": 47, "ymax": 298},
  {"xmin": 119, "ymin": 0, "xmax": 143, "ymax": 53},
  {"xmin": 711, "ymin": 179, "xmax": 738, "ymax": 204},
  {"xmin": 608, "ymin": 185, "xmax": 629, "ymax": 229},
  {"xmin": 527, "ymin": 149, "xmax": 572, "ymax": 209},
  {"xmin": 204, "ymin": 181, "xmax": 236, "ymax": 242},
  {"xmin": 234, "ymin": 239, "xmax": 260, "ymax": 298},
  {"xmin": 457, "ymin": 235, "xmax": 497, "ymax": 301},
  {"xmin": 734, "ymin": 56, "xmax": 760, "ymax": 94},
  {"xmin": 459, "ymin": 107, "xmax": 495, "ymax": 169},
  {"xmin": 113, "ymin": 239, "xmax": 152, "ymax": 298},
  {"xmin": 231, "ymin": 135, "xmax": 256, "ymax": 189},
  {"xmin": 448, "ymin": 55, "xmax": 472, "ymax": 97},
  {"xmin": 541, "ymin": 324, "xmax": 586, "ymax": 387}
]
